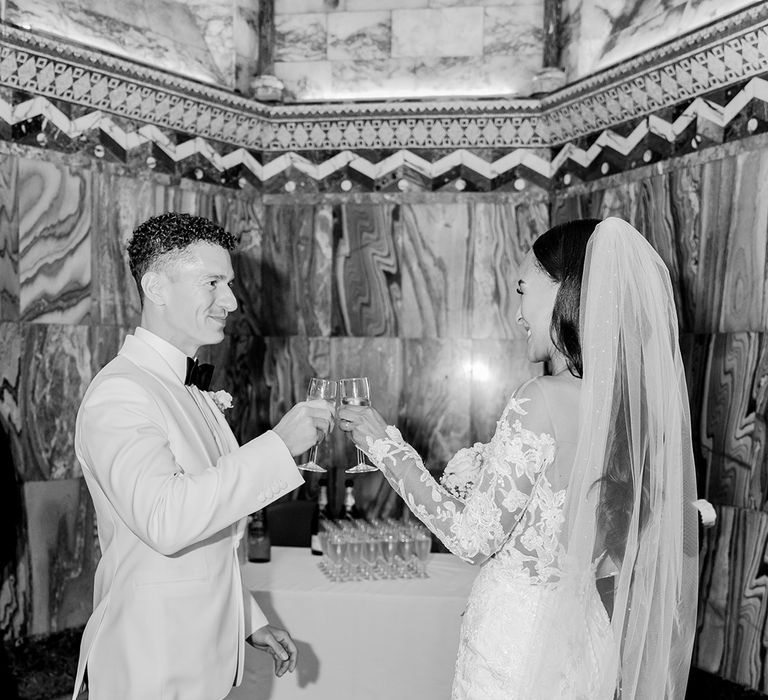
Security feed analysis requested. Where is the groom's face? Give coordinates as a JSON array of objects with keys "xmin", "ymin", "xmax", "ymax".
[{"xmin": 151, "ymin": 241, "xmax": 237, "ymax": 356}]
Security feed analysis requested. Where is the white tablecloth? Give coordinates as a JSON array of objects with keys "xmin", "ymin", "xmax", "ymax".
[{"xmin": 226, "ymin": 546, "xmax": 477, "ymax": 700}]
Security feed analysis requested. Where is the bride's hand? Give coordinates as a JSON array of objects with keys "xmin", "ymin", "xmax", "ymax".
[{"xmin": 336, "ymin": 404, "xmax": 388, "ymax": 449}]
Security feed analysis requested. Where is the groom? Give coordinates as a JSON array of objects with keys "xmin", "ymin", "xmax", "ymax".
[{"xmin": 72, "ymin": 213, "xmax": 333, "ymax": 700}]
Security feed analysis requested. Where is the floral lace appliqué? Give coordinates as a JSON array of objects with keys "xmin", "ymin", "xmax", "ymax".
[{"xmin": 365, "ymin": 393, "xmax": 565, "ymax": 577}]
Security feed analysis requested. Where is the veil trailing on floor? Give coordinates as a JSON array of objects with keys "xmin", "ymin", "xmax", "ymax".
[{"xmin": 532, "ymin": 217, "xmax": 699, "ymax": 698}]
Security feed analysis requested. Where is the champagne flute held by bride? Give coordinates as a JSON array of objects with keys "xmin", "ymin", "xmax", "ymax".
[{"xmin": 339, "ymin": 377, "xmax": 378, "ymax": 474}]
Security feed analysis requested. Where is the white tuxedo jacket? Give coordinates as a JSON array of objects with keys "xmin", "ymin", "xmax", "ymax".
[{"xmin": 72, "ymin": 329, "xmax": 303, "ymax": 700}]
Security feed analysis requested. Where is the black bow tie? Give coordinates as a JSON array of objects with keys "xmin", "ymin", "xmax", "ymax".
[{"xmin": 185, "ymin": 357, "xmax": 214, "ymax": 391}]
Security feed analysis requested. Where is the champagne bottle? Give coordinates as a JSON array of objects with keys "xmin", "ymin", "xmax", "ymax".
[
  {"xmin": 247, "ymin": 509, "xmax": 271, "ymax": 563},
  {"xmin": 310, "ymin": 479, "xmax": 331, "ymax": 556},
  {"xmin": 338, "ymin": 479, "xmax": 363, "ymax": 521}
]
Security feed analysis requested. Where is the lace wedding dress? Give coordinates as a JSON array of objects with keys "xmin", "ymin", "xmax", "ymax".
[{"xmin": 367, "ymin": 378, "xmax": 615, "ymax": 700}]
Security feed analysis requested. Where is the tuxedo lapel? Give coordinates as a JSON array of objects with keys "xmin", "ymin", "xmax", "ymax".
[{"xmin": 117, "ymin": 335, "xmax": 221, "ymax": 466}]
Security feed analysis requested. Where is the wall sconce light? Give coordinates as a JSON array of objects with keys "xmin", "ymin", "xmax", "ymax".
[
  {"xmin": 194, "ymin": 168, "xmax": 204, "ymax": 180},
  {"xmin": 513, "ymin": 178, "xmax": 526, "ymax": 191},
  {"xmin": 463, "ymin": 359, "xmax": 490, "ymax": 382},
  {"xmin": 454, "ymin": 178, "xmax": 466, "ymax": 191},
  {"xmin": 146, "ymin": 156, "xmax": 157, "ymax": 169},
  {"xmin": 642, "ymin": 150, "xmax": 653, "ymax": 163},
  {"xmin": 562, "ymin": 173, "xmax": 572, "ymax": 185},
  {"xmin": 600, "ymin": 162, "xmax": 609, "ymax": 175},
  {"xmin": 94, "ymin": 145, "xmax": 105, "ymax": 158},
  {"xmin": 397, "ymin": 178, "xmax": 409, "ymax": 191},
  {"xmin": 340, "ymin": 179, "xmax": 352, "ymax": 191},
  {"xmin": 238, "ymin": 177, "xmax": 247, "ymax": 188},
  {"xmin": 748, "ymin": 118, "xmax": 758, "ymax": 132},
  {"xmin": 36, "ymin": 132, "xmax": 47, "ymax": 146},
  {"xmin": 284, "ymin": 180, "xmax": 296, "ymax": 192}
]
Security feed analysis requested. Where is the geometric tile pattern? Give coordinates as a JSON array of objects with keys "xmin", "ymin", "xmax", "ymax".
[{"xmin": 5, "ymin": 77, "xmax": 768, "ymax": 191}]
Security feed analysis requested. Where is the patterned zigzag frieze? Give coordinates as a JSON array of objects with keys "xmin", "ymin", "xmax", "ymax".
[
  {"xmin": 551, "ymin": 76, "xmax": 768, "ymax": 175},
  {"xmin": 4, "ymin": 76, "xmax": 768, "ymax": 189}
]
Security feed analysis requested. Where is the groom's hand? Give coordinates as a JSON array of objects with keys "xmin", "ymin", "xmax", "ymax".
[
  {"xmin": 273, "ymin": 400, "xmax": 334, "ymax": 457},
  {"xmin": 248, "ymin": 624, "xmax": 298, "ymax": 677}
]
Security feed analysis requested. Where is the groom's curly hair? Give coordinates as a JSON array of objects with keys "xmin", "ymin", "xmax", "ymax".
[{"xmin": 127, "ymin": 212, "xmax": 237, "ymax": 304}]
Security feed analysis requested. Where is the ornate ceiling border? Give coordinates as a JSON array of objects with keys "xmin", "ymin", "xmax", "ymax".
[
  {"xmin": 1, "ymin": 4, "xmax": 768, "ymax": 190},
  {"xmin": 541, "ymin": 2, "xmax": 768, "ymax": 143}
]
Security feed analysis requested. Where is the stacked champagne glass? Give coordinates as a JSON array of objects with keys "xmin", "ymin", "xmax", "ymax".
[{"xmin": 317, "ymin": 518, "xmax": 433, "ymax": 582}]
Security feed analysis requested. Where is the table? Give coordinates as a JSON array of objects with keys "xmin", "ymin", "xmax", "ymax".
[{"xmin": 226, "ymin": 546, "xmax": 477, "ymax": 700}]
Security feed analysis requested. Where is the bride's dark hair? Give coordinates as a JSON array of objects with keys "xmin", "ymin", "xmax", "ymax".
[
  {"xmin": 531, "ymin": 219, "xmax": 600, "ymax": 378},
  {"xmin": 532, "ymin": 218, "xmax": 638, "ymax": 565}
]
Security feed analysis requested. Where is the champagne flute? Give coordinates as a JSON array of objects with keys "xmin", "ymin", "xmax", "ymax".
[
  {"xmin": 298, "ymin": 378, "xmax": 337, "ymax": 472},
  {"xmin": 381, "ymin": 532, "xmax": 398, "ymax": 578},
  {"xmin": 414, "ymin": 530, "xmax": 432, "ymax": 578},
  {"xmin": 339, "ymin": 377, "xmax": 377, "ymax": 474}
]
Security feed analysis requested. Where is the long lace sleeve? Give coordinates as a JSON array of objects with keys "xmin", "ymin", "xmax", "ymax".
[{"xmin": 366, "ymin": 380, "xmax": 558, "ymax": 565}]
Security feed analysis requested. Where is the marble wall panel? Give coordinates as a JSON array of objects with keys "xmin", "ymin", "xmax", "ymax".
[
  {"xmin": 0, "ymin": 155, "xmax": 19, "ymax": 321},
  {"xmin": 345, "ymin": 0, "xmax": 428, "ymax": 9},
  {"xmin": 685, "ymin": 333, "xmax": 768, "ymax": 510},
  {"xmin": 173, "ymin": 184, "xmax": 217, "ymax": 220},
  {"xmin": 273, "ymin": 60, "xmax": 334, "ymax": 100},
  {"xmin": 88, "ymin": 325, "xmax": 132, "ymax": 378},
  {"xmin": 0, "ymin": 320, "xmax": 28, "ymax": 643},
  {"xmin": 469, "ymin": 339, "xmax": 543, "ymax": 444},
  {"xmin": 214, "ymin": 193, "xmax": 264, "ymax": 335},
  {"xmin": 333, "ymin": 203, "xmax": 400, "ymax": 337},
  {"xmin": 0, "ymin": 322, "xmax": 22, "ymax": 448},
  {"xmin": 329, "ymin": 58, "xmax": 418, "ymax": 101},
  {"xmin": 198, "ymin": 316, "xmax": 269, "ymax": 445},
  {"xmin": 18, "ymin": 158, "xmax": 92, "ymax": 325},
  {"xmin": 261, "ymin": 204, "xmax": 332, "ymax": 336},
  {"xmin": 23, "ymin": 478, "xmax": 97, "ymax": 636},
  {"xmin": 562, "ymin": 0, "xmax": 758, "ymax": 80},
  {"xmin": 327, "ymin": 11, "xmax": 391, "ymax": 61},
  {"xmin": 629, "ymin": 166, "xmax": 702, "ymax": 333},
  {"xmin": 275, "ymin": 0, "xmax": 327, "ymax": 12},
  {"xmin": 128, "ymin": 0, "xmax": 227, "ymax": 81},
  {"xmin": 0, "ymin": 549, "xmax": 30, "ymax": 642},
  {"xmin": 696, "ymin": 152, "xmax": 768, "ymax": 333},
  {"xmin": 397, "ymin": 202, "xmax": 473, "ymax": 338},
  {"xmin": 329, "ymin": 54, "xmax": 535, "ymax": 100},
  {"xmin": 679, "ymin": 333, "xmax": 713, "ymax": 495},
  {"xmin": 0, "ymin": 325, "xmax": 26, "ymax": 646},
  {"xmin": 64, "ymin": 0, "xmax": 149, "ymax": 31},
  {"xmin": 184, "ymin": 0, "xmax": 237, "ymax": 86},
  {"xmin": 9, "ymin": 0, "xmax": 226, "ymax": 86},
  {"xmin": 695, "ymin": 504, "xmax": 768, "ymax": 691},
  {"xmin": 261, "ymin": 335, "xmax": 332, "ymax": 430},
  {"xmin": 275, "ymin": 13, "xmax": 328, "ymax": 62},
  {"xmin": 483, "ymin": 3, "xmax": 543, "ymax": 58},
  {"xmin": 400, "ymin": 337, "xmax": 472, "ymax": 472},
  {"xmin": 20, "ymin": 324, "xmax": 91, "ymax": 482},
  {"xmin": 391, "ymin": 8, "xmax": 484, "ymax": 57},
  {"xmin": 93, "ymin": 172, "xmax": 170, "ymax": 328},
  {"xmin": 471, "ymin": 198, "xmax": 547, "ymax": 339},
  {"xmin": 234, "ymin": 0, "xmax": 260, "ymax": 93}
]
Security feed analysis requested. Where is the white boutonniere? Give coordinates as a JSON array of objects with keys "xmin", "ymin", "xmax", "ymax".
[{"xmin": 209, "ymin": 390, "xmax": 233, "ymax": 412}]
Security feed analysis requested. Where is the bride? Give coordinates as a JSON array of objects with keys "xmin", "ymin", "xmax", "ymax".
[{"xmin": 338, "ymin": 217, "xmax": 699, "ymax": 699}]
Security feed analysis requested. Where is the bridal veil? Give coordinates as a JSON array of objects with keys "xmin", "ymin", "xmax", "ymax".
[{"xmin": 531, "ymin": 217, "xmax": 699, "ymax": 699}]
